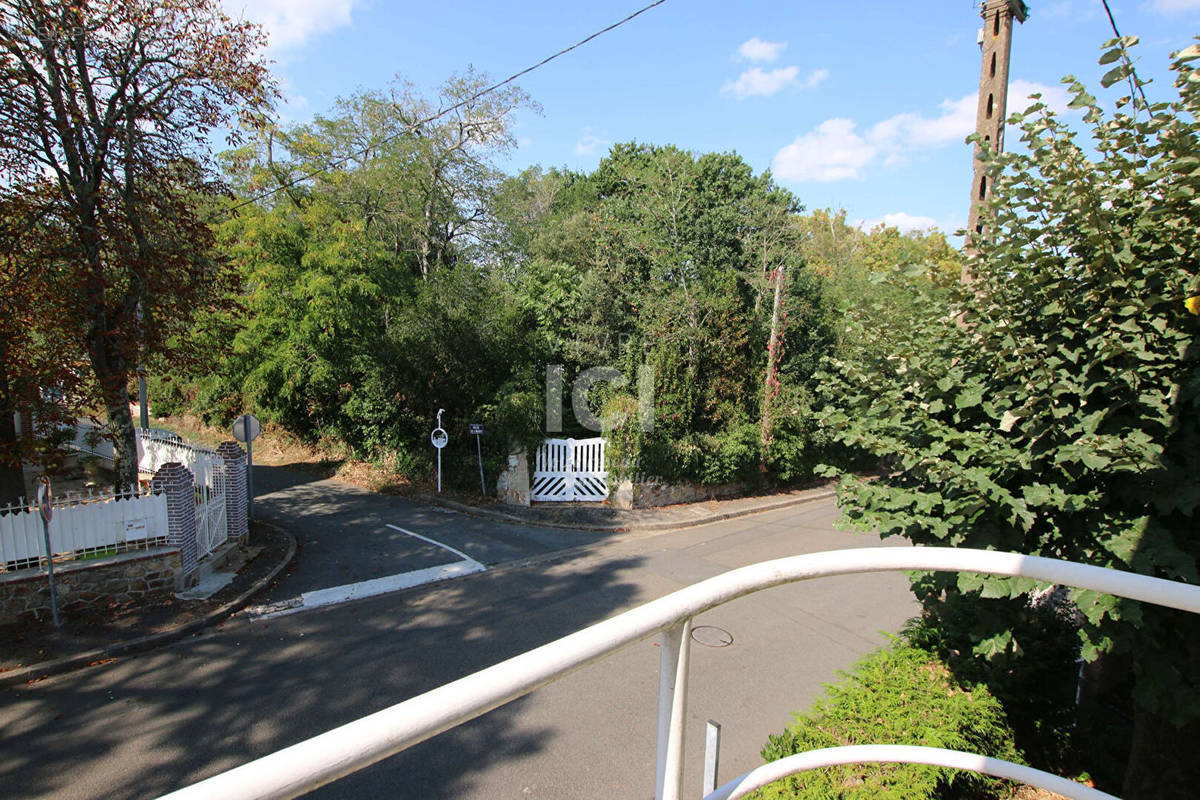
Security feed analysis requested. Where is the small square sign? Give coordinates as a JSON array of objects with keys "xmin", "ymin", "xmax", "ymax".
[{"xmin": 469, "ymin": 423, "xmax": 484, "ymax": 435}]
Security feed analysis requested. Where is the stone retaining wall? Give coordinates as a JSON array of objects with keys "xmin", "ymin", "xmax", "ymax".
[
  {"xmin": 611, "ymin": 479, "xmax": 749, "ymax": 509},
  {"xmin": 0, "ymin": 548, "xmax": 182, "ymax": 624}
]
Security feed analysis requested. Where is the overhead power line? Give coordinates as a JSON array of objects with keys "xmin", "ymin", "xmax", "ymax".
[
  {"xmin": 1099, "ymin": 0, "xmax": 1151, "ymax": 109},
  {"xmin": 229, "ymin": 0, "xmax": 670, "ymax": 212}
]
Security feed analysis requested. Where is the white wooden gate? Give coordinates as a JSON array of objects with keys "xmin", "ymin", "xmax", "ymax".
[{"xmin": 531, "ymin": 437, "xmax": 608, "ymax": 502}]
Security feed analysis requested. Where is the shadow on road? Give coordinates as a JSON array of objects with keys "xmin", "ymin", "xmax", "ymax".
[
  {"xmin": 0, "ymin": 548, "xmax": 646, "ymax": 800},
  {"xmin": 252, "ymin": 462, "xmax": 345, "ymax": 496}
]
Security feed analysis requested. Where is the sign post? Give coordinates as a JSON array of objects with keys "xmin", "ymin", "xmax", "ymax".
[
  {"xmin": 470, "ymin": 423, "xmax": 485, "ymax": 496},
  {"xmin": 431, "ymin": 409, "xmax": 448, "ymax": 493},
  {"xmin": 232, "ymin": 413, "xmax": 262, "ymax": 521},
  {"xmin": 35, "ymin": 476, "xmax": 61, "ymax": 628}
]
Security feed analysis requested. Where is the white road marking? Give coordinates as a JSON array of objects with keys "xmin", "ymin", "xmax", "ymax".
[
  {"xmin": 247, "ymin": 526, "xmax": 486, "ymax": 622},
  {"xmin": 385, "ymin": 524, "xmax": 478, "ymax": 563}
]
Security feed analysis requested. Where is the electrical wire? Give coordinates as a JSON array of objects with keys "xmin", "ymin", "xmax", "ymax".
[
  {"xmin": 1099, "ymin": 0, "xmax": 1151, "ymax": 109},
  {"xmin": 229, "ymin": 0, "xmax": 670, "ymax": 212}
]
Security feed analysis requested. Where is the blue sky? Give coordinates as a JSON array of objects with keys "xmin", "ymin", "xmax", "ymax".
[{"xmin": 219, "ymin": 0, "xmax": 1200, "ymax": 237}]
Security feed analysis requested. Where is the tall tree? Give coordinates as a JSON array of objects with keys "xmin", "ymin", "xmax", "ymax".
[{"xmin": 0, "ymin": 0, "xmax": 274, "ymax": 489}]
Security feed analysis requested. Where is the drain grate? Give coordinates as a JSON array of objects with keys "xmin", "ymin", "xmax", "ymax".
[{"xmin": 690, "ymin": 625, "xmax": 734, "ymax": 648}]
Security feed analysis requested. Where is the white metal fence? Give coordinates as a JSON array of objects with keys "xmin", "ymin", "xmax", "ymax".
[
  {"xmin": 60, "ymin": 425, "xmax": 230, "ymax": 562},
  {"xmin": 0, "ymin": 489, "xmax": 168, "ymax": 572},
  {"xmin": 157, "ymin": 547, "xmax": 1200, "ymax": 800},
  {"xmin": 139, "ymin": 430, "xmax": 229, "ymax": 560},
  {"xmin": 531, "ymin": 437, "xmax": 608, "ymax": 501}
]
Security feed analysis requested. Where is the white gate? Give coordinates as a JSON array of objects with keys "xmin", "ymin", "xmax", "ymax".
[
  {"xmin": 531, "ymin": 437, "xmax": 608, "ymax": 502},
  {"xmin": 139, "ymin": 431, "xmax": 229, "ymax": 560}
]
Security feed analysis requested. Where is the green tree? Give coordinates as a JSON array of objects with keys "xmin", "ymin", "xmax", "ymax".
[
  {"xmin": 180, "ymin": 71, "xmax": 543, "ymax": 484},
  {"xmin": 818, "ymin": 39, "xmax": 1200, "ymax": 798},
  {"xmin": 495, "ymin": 143, "xmax": 837, "ymax": 484}
]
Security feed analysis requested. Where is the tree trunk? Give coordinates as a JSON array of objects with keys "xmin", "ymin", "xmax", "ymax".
[
  {"xmin": 86, "ymin": 329, "xmax": 137, "ymax": 492},
  {"xmin": 1122, "ymin": 707, "xmax": 1200, "ymax": 799},
  {"xmin": 0, "ymin": 343, "xmax": 27, "ymax": 505},
  {"xmin": 759, "ymin": 265, "xmax": 785, "ymax": 460}
]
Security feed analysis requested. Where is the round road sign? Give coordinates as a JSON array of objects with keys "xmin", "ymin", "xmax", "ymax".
[
  {"xmin": 233, "ymin": 413, "xmax": 262, "ymax": 443},
  {"xmin": 430, "ymin": 427, "xmax": 448, "ymax": 449}
]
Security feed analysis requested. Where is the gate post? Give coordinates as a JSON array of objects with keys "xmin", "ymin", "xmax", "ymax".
[
  {"xmin": 154, "ymin": 462, "xmax": 198, "ymax": 580},
  {"xmin": 216, "ymin": 441, "xmax": 249, "ymax": 542},
  {"xmin": 566, "ymin": 438, "xmax": 576, "ymax": 501}
]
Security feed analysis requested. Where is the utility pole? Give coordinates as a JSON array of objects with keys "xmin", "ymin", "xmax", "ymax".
[{"xmin": 964, "ymin": 0, "xmax": 1028, "ymax": 282}]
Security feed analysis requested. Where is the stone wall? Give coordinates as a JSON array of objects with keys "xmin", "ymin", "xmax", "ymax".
[
  {"xmin": 610, "ymin": 479, "xmax": 749, "ymax": 509},
  {"xmin": 0, "ymin": 547, "xmax": 182, "ymax": 624}
]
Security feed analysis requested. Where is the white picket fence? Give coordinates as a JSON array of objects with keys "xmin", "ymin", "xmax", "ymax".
[
  {"xmin": 531, "ymin": 437, "xmax": 608, "ymax": 502},
  {"xmin": 0, "ymin": 489, "xmax": 168, "ymax": 572}
]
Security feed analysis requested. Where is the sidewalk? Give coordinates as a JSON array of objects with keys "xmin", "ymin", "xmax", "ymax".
[
  {"xmin": 415, "ymin": 480, "xmax": 838, "ymax": 532},
  {"xmin": 0, "ymin": 522, "xmax": 295, "ymax": 687}
]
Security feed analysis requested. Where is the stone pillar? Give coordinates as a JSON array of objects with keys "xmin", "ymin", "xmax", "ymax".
[
  {"xmin": 153, "ymin": 462, "xmax": 197, "ymax": 578},
  {"xmin": 965, "ymin": 0, "xmax": 1028, "ymax": 274},
  {"xmin": 216, "ymin": 441, "xmax": 248, "ymax": 542},
  {"xmin": 496, "ymin": 450, "xmax": 531, "ymax": 506}
]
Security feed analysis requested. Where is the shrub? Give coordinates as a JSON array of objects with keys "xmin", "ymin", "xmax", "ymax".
[{"xmin": 756, "ymin": 643, "xmax": 1022, "ymax": 800}]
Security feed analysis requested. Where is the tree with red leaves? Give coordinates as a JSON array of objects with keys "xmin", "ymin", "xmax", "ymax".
[{"xmin": 0, "ymin": 0, "xmax": 275, "ymax": 492}]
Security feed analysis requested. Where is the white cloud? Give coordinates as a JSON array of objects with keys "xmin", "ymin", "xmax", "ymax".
[
  {"xmin": 1149, "ymin": 0, "xmax": 1200, "ymax": 13},
  {"xmin": 866, "ymin": 93, "xmax": 977, "ymax": 156},
  {"xmin": 1009, "ymin": 79, "xmax": 1073, "ymax": 116},
  {"xmin": 220, "ymin": 0, "xmax": 358, "ymax": 52},
  {"xmin": 772, "ymin": 80, "xmax": 1071, "ymax": 183},
  {"xmin": 575, "ymin": 128, "xmax": 610, "ymax": 156},
  {"xmin": 737, "ymin": 37, "xmax": 786, "ymax": 62},
  {"xmin": 804, "ymin": 68, "xmax": 830, "ymax": 89},
  {"xmin": 858, "ymin": 212, "xmax": 939, "ymax": 234},
  {"xmin": 724, "ymin": 66, "xmax": 798, "ymax": 97},
  {"xmin": 771, "ymin": 119, "xmax": 877, "ymax": 182},
  {"xmin": 723, "ymin": 66, "xmax": 826, "ymax": 98}
]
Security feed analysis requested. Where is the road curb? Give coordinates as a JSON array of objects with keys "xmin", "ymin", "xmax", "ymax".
[
  {"xmin": 413, "ymin": 487, "xmax": 837, "ymax": 533},
  {"xmin": 0, "ymin": 522, "xmax": 297, "ymax": 689}
]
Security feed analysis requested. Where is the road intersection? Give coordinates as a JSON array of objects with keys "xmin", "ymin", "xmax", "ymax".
[{"xmin": 0, "ymin": 465, "xmax": 917, "ymax": 799}]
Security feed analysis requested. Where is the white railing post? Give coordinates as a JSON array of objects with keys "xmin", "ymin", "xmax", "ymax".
[{"xmin": 656, "ymin": 618, "xmax": 692, "ymax": 800}]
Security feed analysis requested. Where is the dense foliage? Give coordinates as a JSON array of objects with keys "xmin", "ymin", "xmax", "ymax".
[
  {"xmin": 817, "ymin": 39, "xmax": 1200, "ymax": 797},
  {"xmin": 162, "ymin": 78, "xmax": 961, "ymax": 489},
  {"xmin": 757, "ymin": 643, "xmax": 1022, "ymax": 800}
]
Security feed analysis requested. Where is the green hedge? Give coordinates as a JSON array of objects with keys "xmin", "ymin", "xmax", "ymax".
[{"xmin": 756, "ymin": 643, "xmax": 1022, "ymax": 800}]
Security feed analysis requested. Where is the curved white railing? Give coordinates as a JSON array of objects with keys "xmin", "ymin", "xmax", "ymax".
[
  {"xmin": 156, "ymin": 547, "xmax": 1200, "ymax": 800},
  {"xmin": 703, "ymin": 744, "xmax": 1118, "ymax": 800}
]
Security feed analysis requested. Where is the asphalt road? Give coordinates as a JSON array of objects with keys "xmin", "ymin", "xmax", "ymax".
[
  {"xmin": 0, "ymin": 470, "xmax": 917, "ymax": 800},
  {"xmin": 251, "ymin": 465, "xmax": 609, "ymax": 600}
]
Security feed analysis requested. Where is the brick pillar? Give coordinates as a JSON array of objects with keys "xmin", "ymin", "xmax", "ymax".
[
  {"xmin": 153, "ymin": 462, "xmax": 197, "ymax": 577},
  {"xmin": 216, "ymin": 441, "xmax": 248, "ymax": 542}
]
